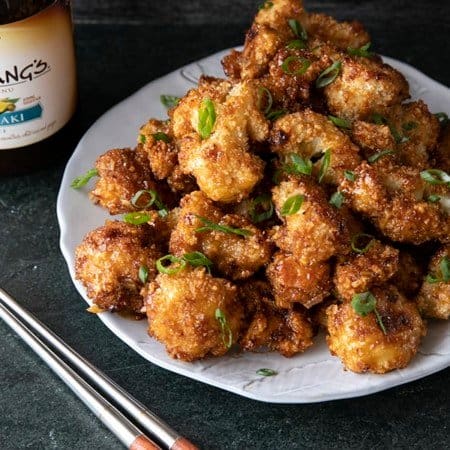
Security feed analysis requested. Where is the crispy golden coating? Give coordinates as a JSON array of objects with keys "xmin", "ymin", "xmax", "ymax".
[
  {"xmin": 90, "ymin": 147, "xmax": 161, "ymax": 215},
  {"xmin": 272, "ymin": 178, "xmax": 350, "ymax": 264},
  {"xmin": 239, "ymin": 280, "xmax": 314, "ymax": 357},
  {"xmin": 392, "ymin": 251, "xmax": 423, "ymax": 298},
  {"xmin": 334, "ymin": 240, "xmax": 399, "ymax": 301},
  {"xmin": 145, "ymin": 267, "xmax": 243, "ymax": 361},
  {"xmin": 266, "ymin": 251, "xmax": 332, "ymax": 308},
  {"xmin": 75, "ymin": 221, "xmax": 162, "ymax": 315},
  {"xmin": 417, "ymin": 245, "xmax": 450, "ymax": 319},
  {"xmin": 327, "ymin": 286, "xmax": 426, "ymax": 373},
  {"xmin": 324, "ymin": 55, "xmax": 410, "ymax": 121},
  {"xmin": 433, "ymin": 123, "xmax": 450, "ymax": 172},
  {"xmin": 340, "ymin": 161, "xmax": 450, "ymax": 244},
  {"xmin": 170, "ymin": 191, "xmax": 271, "ymax": 280},
  {"xmin": 172, "ymin": 80, "xmax": 268, "ymax": 202},
  {"xmin": 351, "ymin": 121, "xmax": 396, "ymax": 160},
  {"xmin": 270, "ymin": 110, "xmax": 361, "ymax": 185}
]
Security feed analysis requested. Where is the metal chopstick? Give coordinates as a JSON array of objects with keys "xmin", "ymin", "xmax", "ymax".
[{"xmin": 0, "ymin": 288, "xmax": 197, "ymax": 450}]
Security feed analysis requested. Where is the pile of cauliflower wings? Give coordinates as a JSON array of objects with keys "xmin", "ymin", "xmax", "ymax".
[{"xmin": 75, "ymin": 0, "xmax": 450, "ymax": 374}]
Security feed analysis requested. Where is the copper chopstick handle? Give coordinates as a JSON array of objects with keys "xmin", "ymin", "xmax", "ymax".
[
  {"xmin": 130, "ymin": 435, "xmax": 162, "ymax": 450},
  {"xmin": 170, "ymin": 437, "xmax": 200, "ymax": 450}
]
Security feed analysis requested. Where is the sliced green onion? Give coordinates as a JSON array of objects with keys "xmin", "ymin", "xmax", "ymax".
[
  {"xmin": 318, "ymin": 149, "xmax": 331, "ymax": 183},
  {"xmin": 160, "ymin": 95, "xmax": 180, "ymax": 108},
  {"xmin": 182, "ymin": 251, "xmax": 213, "ymax": 272},
  {"xmin": 286, "ymin": 39, "xmax": 306, "ymax": 50},
  {"xmin": 139, "ymin": 265, "xmax": 149, "ymax": 284},
  {"xmin": 131, "ymin": 189, "xmax": 157, "ymax": 209},
  {"xmin": 281, "ymin": 56, "xmax": 311, "ymax": 75},
  {"xmin": 195, "ymin": 215, "xmax": 253, "ymax": 237},
  {"xmin": 329, "ymin": 191, "xmax": 344, "ymax": 208},
  {"xmin": 280, "ymin": 194, "xmax": 304, "ymax": 216},
  {"xmin": 368, "ymin": 149, "xmax": 396, "ymax": 163},
  {"xmin": 426, "ymin": 256, "xmax": 450, "ymax": 284},
  {"xmin": 420, "ymin": 169, "xmax": 450, "ymax": 185},
  {"xmin": 258, "ymin": 0, "xmax": 273, "ymax": 10},
  {"xmin": 256, "ymin": 368, "xmax": 278, "ymax": 377},
  {"xmin": 315, "ymin": 61, "xmax": 341, "ymax": 88},
  {"xmin": 215, "ymin": 308, "xmax": 233, "ymax": 349},
  {"xmin": 434, "ymin": 112, "xmax": 449, "ymax": 126},
  {"xmin": 351, "ymin": 233, "xmax": 374, "ymax": 254},
  {"xmin": 388, "ymin": 123, "xmax": 409, "ymax": 144},
  {"xmin": 328, "ymin": 115, "xmax": 351, "ymax": 129},
  {"xmin": 371, "ymin": 113, "xmax": 386, "ymax": 125},
  {"xmin": 266, "ymin": 109, "xmax": 287, "ymax": 121},
  {"xmin": 250, "ymin": 194, "xmax": 274, "ymax": 223},
  {"xmin": 351, "ymin": 292, "xmax": 387, "ymax": 335},
  {"xmin": 257, "ymin": 87, "xmax": 273, "ymax": 115},
  {"xmin": 156, "ymin": 255, "xmax": 186, "ymax": 275},
  {"xmin": 285, "ymin": 153, "xmax": 312, "ymax": 176},
  {"xmin": 71, "ymin": 168, "xmax": 98, "ymax": 189},
  {"xmin": 198, "ymin": 98, "xmax": 216, "ymax": 139},
  {"xmin": 428, "ymin": 194, "xmax": 441, "ymax": 203},
  {"xmin": 374, "ymin": 309, "xmax": 387, "ymax": 335},
  {"xmin": 402, "ymin": 121, "xmax": 417, "ymax": 131},
  {"xmin": 153, "ymin": 132, "xmax": 170, "ymax": 143},
  {"xmin": 288, "ymin": 19, "xmax": 307, "ymax": 41},
  {"xmin": 347, "ymin": 42, "xmax": 373, "ymax": 58},
  {"xmin": 139, "ymin": 134, "xmax": 147, "ymax": 144},
  {"xmin": 344, "ymin": 170, "xmax": 356, "ymax": 182},
  {"xmin": 123, "ymin": 211, "xmax": 151, "ymax": 225}
]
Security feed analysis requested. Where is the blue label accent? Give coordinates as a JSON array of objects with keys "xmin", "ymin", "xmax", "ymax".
[{"xmin": 0, "ymin": 103, "xmax": 43, "ymax": 126}]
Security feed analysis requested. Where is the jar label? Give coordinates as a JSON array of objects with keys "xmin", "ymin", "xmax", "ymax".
[{"xmin": 0, "ymin": 3, "xmax": 76, "ymax": 150}]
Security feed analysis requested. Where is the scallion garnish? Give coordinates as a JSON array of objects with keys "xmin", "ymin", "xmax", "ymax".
[
  {"xmin": 139, "ymin": 265, "xmax": 149, "ymax": 284},
  {"xmin": 182, "ymin": 251, "xmax": 213, "ymax": 273},
  {"xmin": 258, "ymin": 0, "xmax": 273, "ymax": 10},
  {"xmin": 284, "ymin": 153, "xmax": 313, "ymax": 176},
  {"xmin": 367, "ymin": 149, "xmax": 396, "ymax": 163},
  {"xmin": 256, "ymin": 368, "xmax": 278, "ymax": 377},
  {"xmin": 215, "ymin": 308, "xmax": 233, "ymax": 349},
  {"xmin": 426, "ymin": 256, "xmax": 450, "ymax": 284},
  {"xmin": 257, "ymin": 87, "xmax": 273, "ymax": 115},
  {"xmin": 318, "ymin": 149, "xmax": 331, "ymax": 183},
  {"xmin": 198, "ymin": 98, "xmax": 216, "ymax": 139},
  {"xmin": 156, "ymin": 255, "xmax": 187, "ymax": 275},
  {"xmin": 139, "ymin": 134, "xmax": 147, "ymax": 144},
  {"xmin": 344, "ymin": 170, "xmax": 356, "ymax": 182},
  {"xmin": 280, "ymin": 194, "xmax": 304, "ymax": 216},
  {"xmin": 123, "ymin": 211, "xmax": 151, "ymax": 225},
  {"xmin": 388, "ymin": 123, "xmax": 409, "ymax": 144},
  {"xmin": 281, "ymin": 56, "xmax": 311, "ymax": 76},
  {"xmin": 288, "ymin": 19, "xmax": 307, "ymax": 41},
  {"xmin": 402, "ymin": 121, "xmax": 417, "ymax": 131},
  {"xmin": 351, "ymin": 291, "xmax": 387, "ymax": 335},
  {"xmin": 428, "ymin": 194, "xmax": 441, "ymax": 203},
  {"xmin": 153, "ymin": 132, "xmax": 170, "ymax": 143},
  {"xmin": 347, "ymin": 42, "xmax": 373, "ymax": 58},
  {"xmin": 71, "ymin": 168, "xmax": 98, "ymax": 189},
  {"xmin": 371, "ymin": 113, "xmax": 386, "ymax": 125},
  {"xmin": 160, "ymin": 95, "xmax": 180, "ymax": 109},
  {"xmin": 195, "ymin": 215, "xmax": 253, "ymax": 237},
  {"xmin": 420, "ymin": 169, "xmax": 450, "ymax": 186},
  {"xmin": 329, "ymin": 191, "xmax": 344, "ymax": 208},
  {"xmin": 434, "ymin": 112, "xmax": 449, "ymax": 126},
  {"xmin": 266, "ymin": 109, "xmax": 287, "ymax": 121},
  {"xmin": 286, "ymin": 39, "xmax": 306, "ymax": 50},
  {"xmin": 328, "ymin": 115, "xmax": 351, "ymax": 129},
  {"xmin": 250, "ymin": 194, "xmax": 274, "ymax": 223},
  {"xmin": 130, "ymin": 189, "xmax": 168, "ymax": 217},
  {"xmin": 351, "ymin": 233, "xmax": 374, "ymax": 254},
  {"xmin": 315, "ymin": 61, "xmax": 341, "ymax": 88}
]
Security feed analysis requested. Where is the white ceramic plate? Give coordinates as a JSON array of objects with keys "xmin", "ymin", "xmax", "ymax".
[{"xmin": 57, "ymin": 48, "xmax": 450, "ymax": 403}]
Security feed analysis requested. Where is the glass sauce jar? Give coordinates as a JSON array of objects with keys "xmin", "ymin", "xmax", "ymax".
[{"xmin": 0, "ymin": 0, "xmax": 77, "ymax": 175}]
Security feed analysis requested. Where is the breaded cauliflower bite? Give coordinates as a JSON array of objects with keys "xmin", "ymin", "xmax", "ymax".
[
  {"xmin": 170, "ymin": 191, "xmax": 271, "ymax": 280},
  {"xmin": 270, "ymin": 110, "xmax": 361, "ymax": 185},
  {"xmin": 340, "ymin": 161, "xmax": 450, "ymax": 244},
  {"xmin": 266, "ymin": 251, "xmax": 332, "ymax": 308},
  {"xmin": 272, "ymin": 178, "xmax": 350, "ymax": 264},
  {"xmin": 145, "ymin": 267, "xmax": 243, "ymax": 361},
  {"xmin": 334, "ymin": 240, "xmax": 399, "ymax": 301},
  {"xmin": 75, "ymin": 221, "xmax": 162, "ymax": 315},
  {"xmin": 433, "ymin": 123, "xmax": 450, "ymax": 173},
  {"xmin": 239, "ymin": 280, "xmax": 314, "ymax": 357},
  {"xmin": 417, "ymin": 245, "xmax": 450, "ymax": 319},
  {"xmin": 172, "ymin": 79, "xmax": 268, "ymax": 202},
  {"xmin": 327, "ymin": 286, "xmax": 426, "ymax": 373}
]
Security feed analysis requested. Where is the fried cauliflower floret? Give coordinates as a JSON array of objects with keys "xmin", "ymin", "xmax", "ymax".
[
  {"xmin": 239, "ymin": 280, "xmax": 314, "ymax": 357},
  {"xmin": 324, "ymin": 56, "xmax": 409, "ymax": 121},
  {"xmin": 417, "ymin": 245, "xmax": 450, "ymax": 319},
  {"xmin": 172, "ymin": 81, "xmax": 268, "ymax": 202},
  {"xmin": 90, "ymin": 147, "xmax": 162, "ymax": 215},
  {"xmin": 433, "ymin": 123, "xmax": 450, "ymax": 172},
  {"xmin": 272, "ymin": 178, "xmax": 350, "ymax": 264},
  {"xmin": 75, "ymin": 221, "xmax": 162, "ymax": 315},
  {"xmin": 351, "ymin": 121, "xmax": 396, "ymax": 160},
  {"xmin": 327, "ymin": 286, "xmax": 426, "ymax": 373},
  {"xmin": 392, "ymin": 251, "xmax": 424, "ymax": 298},
  {"xmin": 340, "ymin": 161, "xmax": 450, "ymax": 244},
  {"xmin": 169, "ymin": 191, "xmax": 271, "ymax": 280},
  {"xmin": 334, "ymin": 240, "xmax": 399, "ymax": 301},
  {"xmin": 266, "ymin": 251, "xmax": 332, "ymax": 308},
  {"xmin": 145, "ymin": 267, "xmax": 243, "ymax": 361},
  {"xmin": 305, "ymin": 13, "xmax": 370, "ymax": 50},
  {"xmin": 270, "ymin": 110, "xmax": 361, "ymax": 184}
]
